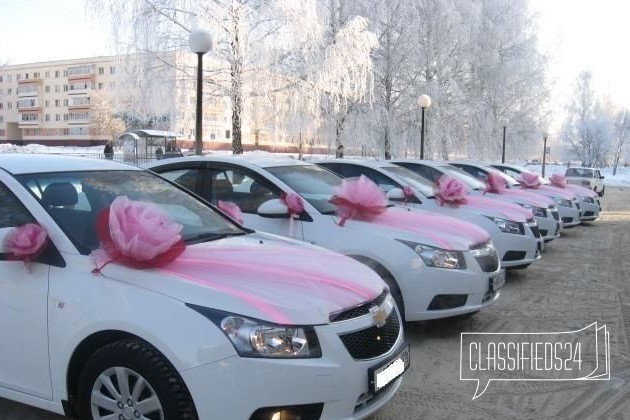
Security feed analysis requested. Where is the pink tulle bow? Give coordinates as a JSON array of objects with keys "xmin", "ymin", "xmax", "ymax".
[
  {"xmin": 329, "ymin": 175, "xmax": 387, "ymax": 226},
  {"xmin": 433, "ymin": 175, "xmax": 468, "ymax": 206},
  {"xmin": 93, "ymin": 196, "xmax": 186, "ymax": 271},
  {"xmin": 518, "ymin": 172, "xmax": 541, "ymax": 189},
  {"xmin": 484, "ymin": 172, "xmax": 506, "ymax": 194},
  {"xmin": 402, "ymin": 185, "xmax": 415, "ymax": 202},
  {"xmin": 280, "ymin": 192, "xmax": 304, "ymax": 215},
  {"xmin": 217, "ymin": 201, "xmax": 244, "ymax": 224},
  {"xmin": 549, "ymin": 173, "xmax": 567, "ymax": 188},
  {"xmin": 3, "ymin": 223, "xmax": 48, "ymax": 267}
]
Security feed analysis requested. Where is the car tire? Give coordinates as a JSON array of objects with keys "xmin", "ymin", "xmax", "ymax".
[{"xmin": 77, "ymin": 338, "xmax": 198, "ymax": 420}]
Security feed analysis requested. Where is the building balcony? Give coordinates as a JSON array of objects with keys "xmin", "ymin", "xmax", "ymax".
[
  {"xmin": 68, "ymin": 73, "xmax": 95, "ymax": 82},
  {"xmin": 17, "ymin": 88, "xmax": 40, "ymax": 97},
  {"xmin": 17, "ymin": 77, "xmax": 43, "ymax": 85},
  {"xmin": 68, "ymin": 104, "xmax": 91, "ymax": 111},
  {"xmin": 17, "ymin": 106, "xmax": 42, "ymax": 112},
  {"xmin": 18, "ymin": 119, "xmax": 39, "ymax": 126}
]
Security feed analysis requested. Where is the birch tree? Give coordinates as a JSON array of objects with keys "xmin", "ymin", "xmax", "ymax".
[{"xmin": 612, "ymin": 109, "xmax": 630, "ymax": 174}]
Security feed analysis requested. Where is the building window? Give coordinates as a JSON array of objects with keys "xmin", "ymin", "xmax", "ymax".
[
  {"xmin": 33, "ymin": 72, "xmax": 40, "ymax": 78},
  {"xmin": 45, "ymin": 114, "xmax": 50, "ymax": 122},
  {"xmin": 45, "ymin": 100, "xmax": 49, "ymax": 107},
  {"xmin": 45, "ymin": 86, "xmax": 50, "ymax": 93},
  {"xmin": 20, "ymin": 113, "xmax": 38, "ymax": 122},
  {"xmin": 16, "ymin": 74, "xmax": 21, "ymax": 81},
  {"xmin": 0, "ymin": 76, "xmax": 2, "ymax": 82},
  {"xmin": 55, "ymin": 114, "xmax": 60, "ymax": 121},
  {"xmin": 110, "ymin": 66, "xmax": 115, "ymax": 74},
  {"xmin": 7, "ymin": 75, "xmax": 12, "ymax": 82},
  {"xmin": 55, "ymin": 99, "xmax": 60, "ymax": 107},
  {"xmin": 55, "ymin": 70, "xmax": 60, "ymax": 78},
  {"xmin": 55, "ymin": 85, "xmax": 60, "ymax": 93},
  {"xmin": 7, "ymin": 88, "xmax": 12, "ymax": 95},
  {"xmin": 226, "ymin": 130, "xmax": 231, "ymax": 139},
  {"xmin": 98, "ymin": 82, "xmax": 103, "ymax": 90},
  {"xmin": 63, "ymin": 70, "xmax": 68, "ymax": 77},
  {"xmin": 99, "ymin": 67, "xmax": 104, "ymax": 75},
  {"xmin": 0, "ymin": 103, "xmax": 3, "ymax": 110},
  {"xmin": 7, "ymin": 102, "xmax": 12, "ymax": 110},
  {"xmin": 64, "ymin": 99, "xmax": 68, "ymax": 106},
  {"xmin": 45, "ymin": 71, "xmax": 50, "ymax": 78},
  {"xmin": 0, "ymin": 116, "xmax": 3, "ymax": 123},
  {"xmin": 63, "ymin": 114, "xmax": 68, "ymax": 121}
]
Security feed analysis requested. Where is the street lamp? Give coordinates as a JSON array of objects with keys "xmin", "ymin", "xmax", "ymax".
[
  {"xmin": 499, "ymin": 117, "xmax": 509, "ymax": 163},
  {"xmin": 189, "ymin": 29, "xmax": 213, "ymax": 155},
  {"xmin": 417, "ymin": 94, "xmax": 432, "ymax": 159},
  {"xmin": 542, "ymin": 131, "xmax": 549, "ymax": 177}
]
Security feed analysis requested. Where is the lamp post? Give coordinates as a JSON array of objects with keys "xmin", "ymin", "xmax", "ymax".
[
  {"xmin": 417, "ymin": 94, "xmax": 431, "ymax": 159},
  {"xmin": 499, "ymin": 117, "xmax": 509, "ymax": 163},
  {"xmin": 542, "ymin": 132, "xmax": 548, "ymax": 177},
  {"xmin": 189, "ymin": 29, "xmax": 213, "ymax": 156}
]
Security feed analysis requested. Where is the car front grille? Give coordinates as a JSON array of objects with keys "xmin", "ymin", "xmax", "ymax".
[
  {"xmin": 583, "ymin": 211, "xmax": 594, "ymax": 217},
  {"xmin": 329, "ymin": 289, "xmax": 388, "ymax": 322},
  {"xmin": 539, "ymin": 229, "xmax": 548, "ymax": 237},
  {"xmin": 339, "ymin": 310, "xmax": 400, "ymax": 360},
  {"xmin": 503, "ymin": 251, "xmax": 526, "ymax": 261}
]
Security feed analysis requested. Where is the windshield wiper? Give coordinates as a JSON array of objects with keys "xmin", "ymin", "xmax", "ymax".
[{"xmin": 184, "ymin": 231, "xmax": 246, "ymax": 244}]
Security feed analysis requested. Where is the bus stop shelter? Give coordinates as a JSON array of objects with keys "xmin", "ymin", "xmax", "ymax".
[{"xmin": 119, "ymin": 129, "xmax": 182, "ymax": 164}]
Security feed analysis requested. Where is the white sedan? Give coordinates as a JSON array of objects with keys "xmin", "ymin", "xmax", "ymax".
[
  {"xmin": 147, "ymin": 154, "xmax": 505, "ymax": 322},
  {"xmin": 0, "ymin": 154, "xmax": 409, "ymax": 420}
]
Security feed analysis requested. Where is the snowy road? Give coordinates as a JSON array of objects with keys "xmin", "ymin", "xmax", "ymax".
[{"xmin": 2, "ymin": 187, "xmax": 630, "ymax": 419}]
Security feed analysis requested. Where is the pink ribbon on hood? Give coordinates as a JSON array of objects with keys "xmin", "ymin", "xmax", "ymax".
[
  {"xmin": 484, "ymin": 172, "xmax": 507, "ymax": 194},
  {"xmin": 549, "ymin": 173, "xmax": 567, "ymax": 188},
  {"xmin": 433, "ymin": 175, "xmax": 469, "ymax": 206},
  {"xmin": 518, "ymin": 172, "xmax": 541, "ymax": 189}
]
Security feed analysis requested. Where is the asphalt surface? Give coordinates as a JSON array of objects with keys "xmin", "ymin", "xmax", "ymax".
[{"xmin": 2, "ymin": 187, "xmax": 629, "ymax": 419}]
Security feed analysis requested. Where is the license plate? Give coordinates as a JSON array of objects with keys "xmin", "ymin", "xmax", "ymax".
[
  {"xmin": 490, "ymin": 272, "xmax": 505, "ymax": 291},
  {"xmin": 369, "ymin": 345, "xmax": 410, "ymax": 393}
]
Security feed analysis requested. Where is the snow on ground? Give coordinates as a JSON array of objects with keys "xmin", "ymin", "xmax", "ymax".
[{"xmin": 2, "ymin": 143, "xmax": 630, "ymax": 187}]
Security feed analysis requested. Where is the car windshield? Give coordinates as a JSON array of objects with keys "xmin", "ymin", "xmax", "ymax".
[
  {"xmin": 440, "ymin": 166, "xmax": 487, "ymax": 190},
  {"xmin": 380, "ymin": 166, "xmax": 435, "ymax": 197},
  {"xmin": 17, "ymin": 170, "xmax": 244, "ymax": 254},
  {"xmin": 265, "ymin": 164, "xmax": 341, "ymax": 214}
]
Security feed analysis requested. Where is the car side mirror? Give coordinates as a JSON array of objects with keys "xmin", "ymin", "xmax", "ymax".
[
  {"xmin": 257, "ymin": 199, "xmax": 291, "ymax": 218},
  {"xmin": 600, "ymin": 175, "xmax": 605, "ymax": 179},
  {"xmin": 386, "ymin": 188, "xmax": 406, "ymax": 201}
]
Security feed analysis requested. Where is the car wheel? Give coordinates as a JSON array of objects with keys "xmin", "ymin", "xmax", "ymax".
[
  {"xmin": 78, "ymin": 338, "xmax": 198, "ymax": 420},
  {"xmin": 599, "ymin": 186, "xmax": 605, "ymax": 197}
]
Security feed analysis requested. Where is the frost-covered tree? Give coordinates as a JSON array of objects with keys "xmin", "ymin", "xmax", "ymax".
[
  {"xmin": 560, "ymin": 71, "xmax": 612, "ymax": 167},
  {"xmin": 88, "ymin": 0, "xmax": 377, "ymax": 154},
  {"xmin": 612, "ymin": 109, "xmax": 630, "ymax": 174},
  {"xmin": 90, "ymin": 90, "xmax": 127, "ymax": 143}
]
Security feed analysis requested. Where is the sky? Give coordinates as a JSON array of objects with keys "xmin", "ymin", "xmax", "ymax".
[{"xmin": 1, "ymin": 0, "xmax": 629, "ymax": 114}]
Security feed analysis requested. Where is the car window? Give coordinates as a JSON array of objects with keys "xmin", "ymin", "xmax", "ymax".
[
  {"xmin": 266, "ymin": 165, "xmax": 341, "ymax": 214},
  {"xmin": 159, "ymin": 168, "xmax": 200, "ymax": 193},
  {"xmin": 0, "ymin": 182, "xmax": 35, "ymax": 228},
  {"xmin": 208, "ymin": 168, "xmax": 281, "ymax": 214},
  {"xmin": 595, "ymin": 170, "xmax": 601, "ymax": 178},
  {"xmin": 381, "ymin": 166, "xmax": 433, "ymax": 198},
  {"xmin": 17, "ymin": 170, "xmax": 243, "ymax": 254}
]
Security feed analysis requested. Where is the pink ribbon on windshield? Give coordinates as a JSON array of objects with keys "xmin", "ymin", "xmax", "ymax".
[
  {"xmin": 484, "ymin": 172, "xmax": 506, "ymax": 194},
  {"xmin": 518, "ymin": 172, "xmax": 541, "ymax": 189},
  {"xmin": 549, "ymin": 173, "xmax": 567, "ymax": 188},
  {"xmin": 329, "ymin": 175, "xmax": 387, "ymax": 226},
  {"xmin": 217, "ymin": 201, "xmax": 244, "ymax": 224},
  {"xmin": 433, "ymin": 175, "xmax": 468, "ymax": 206}
]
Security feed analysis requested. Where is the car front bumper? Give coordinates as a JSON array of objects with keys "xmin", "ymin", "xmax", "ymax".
[{"xmin": 181, "ymin": 310, "xmax": 407, "ymax": 420}]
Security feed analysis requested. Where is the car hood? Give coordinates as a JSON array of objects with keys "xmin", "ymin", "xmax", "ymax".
[
  {"xmin": 355, "ymin": 206, "xmax": 491, "ymax": 251},
  {"xmin": 97, "ymin": 233, "xmax": 385, "ymax": 325},
  {"xmin": 534, "ymin": 185, "xmax": 577, "ymax": 200},
  {"xmin": 564, "ymin": 184, "xmax": 598, "ymax": 198},
  {"xmin": 457, "ymin": 195, "xmax": 532, "ymax": 222},
  {"xmin": 484, "ymin": 188, "xmax": 555, "ymax": 208}
]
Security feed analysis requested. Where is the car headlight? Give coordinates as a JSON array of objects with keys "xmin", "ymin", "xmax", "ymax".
[
  {"xmin": 187, "ymin": 305, "xmax": 321, "ymax": 358},
  {"xmin": 520, "ymin": 203, "xmax": 547, "ymax": 217},
  {"xmin": 553, "ymin": 196, "xmax": 572, "ymax": 207},
  {"xmin": 469, "ymin": 241, "xmax": 497, "ymax": 258},
  {"xmin": 397, "ymin": 240, "xmax": 466, "ymax": 269},
  {"xmin": 486, "ymin": 216, "xmax": 525, "ymax": 235}
]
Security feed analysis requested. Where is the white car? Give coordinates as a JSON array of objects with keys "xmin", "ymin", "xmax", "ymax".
[
  {"xmin": 391, "ymin": 160, "xmax": 562, "ymax": 242},
  {"xmin": 564, "ymin": 167, "xmax": 606, "ymax": 197},
  {"xmin": 315, "ymin": 159, "xmax": 543, "ymax": 270},
  {"xmin": 451, "ymin": 162, "xmax": 582, "ymax": 227},
  {"xmin": 0, "ymin": 154, "xmax": 409, "ymax": 420},
  {"xmin": 147, "ymin": 154, "xmax": 504, "ymax": 322},
  {"xmin": 490, "ymin": 163, "xmax": 601, "ymax": 222}
]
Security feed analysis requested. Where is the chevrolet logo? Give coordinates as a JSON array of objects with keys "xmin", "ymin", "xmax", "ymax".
[{"xmin": 369, "ymin": 302, "xmax": 391, "ymax": 328}]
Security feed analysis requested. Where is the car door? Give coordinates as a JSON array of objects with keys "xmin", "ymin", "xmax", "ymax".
[
  {"xmin": 203, "ymin": 164, "xmax": 304, "ymax": 239},
  {"xmin": 0, "ymin": 180, "xmax": 52, "ymax": 399}
]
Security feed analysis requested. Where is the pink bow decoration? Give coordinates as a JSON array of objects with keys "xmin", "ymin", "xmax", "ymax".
[
  {"xmin": 549, "ymin": 173, "xmax": 567, "ymax": 188},
  {"xmin": 484, "ymin": 172, "xmax": 507, "ymax": 194},
  {"xmin": 93, "ymin": 196, "xmax": 186, "ymax": 272},
  {"xmin": 518, "ymin": 172, "xmax": 541, "ymax": 189},
  {"xmin": 3, "ymin": 223, "xmax": 48, "ymax": 269},
  {"xmin": 217, "ymin": 201, "xmax": 244, "ymax": 224},
  {"xmin": 329, "ymin": 175, "xmax": 387, "ymax": 226},
  {"xmin": 402, "ymin": 185, "xmax": 415, "ymax": 202},
  {"xmin": 280, "ymin": 192, "xmax": 304, "ymax": 216},
  {"xmin": 433, "ymin": 175, "xmax": 468, "ymax": 206}
]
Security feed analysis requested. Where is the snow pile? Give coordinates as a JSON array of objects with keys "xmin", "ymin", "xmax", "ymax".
[{"xmin": 0, "ymin": 143, "xmax": 103, "ymax": 155}]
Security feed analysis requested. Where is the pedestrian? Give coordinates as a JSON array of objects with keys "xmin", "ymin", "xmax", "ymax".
[
  {"xmin": 336, "ymin": 144, "xmax": 344, "ymax": 158},
  {"xmin": 156, "ymin": 146, "xmax": 164, "ymax": 160},
  {"xmin": 103, "ymin": 141, "xmax": 114, "ymax": 160}
]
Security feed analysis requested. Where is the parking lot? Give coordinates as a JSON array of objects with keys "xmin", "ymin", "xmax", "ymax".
[{"xmin": 3, "ymin": 187, "xmax": 629, "ymax": 419}]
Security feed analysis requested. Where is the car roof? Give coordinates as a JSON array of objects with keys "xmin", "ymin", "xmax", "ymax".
[
  {"xmin": 0, "ymin": 154, "xmax": 141, "ymax": 175},
  {"xmin": 390, "ymin": 159, "xmax": 452, "ymax": 168},
  {"xmin": 314, "ymin": 158, "xmax": 398, "ymax": 169},
  {"xmin": 145, "ymin": 151, "xmax": 312, "ymax": 169}
]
